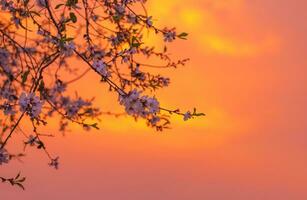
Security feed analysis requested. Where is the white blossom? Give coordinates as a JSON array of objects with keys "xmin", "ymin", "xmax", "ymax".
[
  {"xmin": 19, "ymin": 92, "xmax": 43, "ymax": 118},
  {"xmin": 119, "ymin": 89, "xmax": 160, "ymax": 117},
  {"xmin": 1, "ymin": 102, "xmax": 16, "ymax": 115},
  {"xmin": 145, "ymin": 16, "xmax": 153, "ymax": 27},
  {"xmin": 36, "ymin": 0, "xmax": 47, "ymax": 8},
  {"xmin": 93, "ymin": 60, "xmax": 110, "ymax": 77},
  {"xmin": 0, "ymin": 0, "xmax": 13, "ymax": 11},
  {"xmin": 163, "ymin": 30, "xmax": 176, "ymax": 42},
  {"xmin": 144, "ymin": 96, "xmax": 160, "ymax": 113},
  {"xmin": 183, "ymin": 111, "xmax": 192, "ymax": 121},
  {"xmin": 0, "ymin": 83, "xmax": 15, "ymax": 100},
  {"xmin": 0, "ymin": 148, "xmax": 9, "ymax": 165},
  {"xmin": 62, "ymin": 97, "xmax": 91, "ymax": 118},
  {"xmin": 114, "ymin": 4, "xmax": 125, "ymax": 15},
  {"xmin": 62, "ymin": 41, "xmax": 75, "ymax": 57},
  {"xmin": 127, "ymin": 13, "xmax": 137, "ymax": 24},
  {"xmin": 149, "ymin": 116, "xmax": 160, "ymax": 125},
  {"xmin": 49, "ymin": 157, "xmax": 59, "ymax": 169},
  {"xmin": 25, "ymin": 135, "xmax": 38, "ymax": 146}
]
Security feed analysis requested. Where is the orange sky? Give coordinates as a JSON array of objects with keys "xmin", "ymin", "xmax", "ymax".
[{"xmin": 2, "ymin": 0, "xmax": 307, "ymax": 199}]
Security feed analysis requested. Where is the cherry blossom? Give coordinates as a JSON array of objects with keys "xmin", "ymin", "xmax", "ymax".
[
  {"xmin": 183, "ymin": 111, "xmax": 192, "ymax": 121},
  {"xmin": 19, "ymin": 92, "xmax": 44, "ymax": 119},
  {"xmin": 0, "ymin": 148, "xmax": 9, "ymax": 165},
  {"xmin": 93, "ymin": 60, "xmax": 110, "ymax": 77},
  {"xmin": 49, "ymin": 157, "xmax": 59, "ymax": 170}
]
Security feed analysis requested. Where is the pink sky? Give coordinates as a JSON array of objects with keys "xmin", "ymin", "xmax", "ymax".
[{"xmin": 2, "ymin": 0, "xmax": 307, "ymax": 199}]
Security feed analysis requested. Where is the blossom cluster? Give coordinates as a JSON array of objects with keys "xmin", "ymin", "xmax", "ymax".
[
  {"xmin": 93, "ymin": 60, "xmax": 110, "ymax": 77},
  {"xmin": 119, "ymin": 89, "xmax": 159, "ymax": 117},
  {"xmin": 19, "ymin": 92, "xmax": 43, "ymax": 119},
  {"xmin": 0, "ymin": 0, "xmax": 204, "ymax": 187}
]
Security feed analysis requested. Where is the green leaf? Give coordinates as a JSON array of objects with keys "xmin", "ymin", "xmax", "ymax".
[
  {"xmin": 15, "ymin": 173, "xmax": 20, "ymax": 179},
  {"xmin": 21, "ymin": 70, "xmax": 30, "ymax": 85},
  {"xmin": 18, "ymin": 177, "xmax": 26, "ymax": 183},
  {"xmin": 15, "ymin": 183, "xmax": 25, "ymax": 190},
  {"xmin": 38, "ymin": 80, "xmax": 45, "ymax": 94},
  {"xmin": 55, "ymin": 3, "xmax": 64, "ymax": 9},
  {"xmin": 29, "ymin": 11, "xmax": 41, "ymax": 17},
  {"xmin": 130, "ymin": 36, "xmax": 142, "ymax": 47},
  {"xmin": 177, "ymin": 32, "xmax": 188, "ymax": 40},
  {"xmin": 90, "ymin": 123, "xmax": 99, "ymax": 130},
  {"xmin": 69, "ymin": 12, "xmax": 77, "ymax": 23},
  {"xmin": 192, "ymin": 108, "xmax": 206, "ymax": 116},
  {"xmin": 66, "ymin": 0, "xmax": 78, "ymax": 7},
  {"xmin": 65, "ymin": 37, "xmax": 74, "ymax": 42}
]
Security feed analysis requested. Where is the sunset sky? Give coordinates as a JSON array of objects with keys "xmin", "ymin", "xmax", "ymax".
[{"xmin": 2, "ymin": 0, "xmax": 307, "ymax": 199}]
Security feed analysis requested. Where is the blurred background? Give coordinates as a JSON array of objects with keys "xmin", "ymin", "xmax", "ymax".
[{"xmin": 2, "ymin": 0, "xmax": 307, "ymax": 199}]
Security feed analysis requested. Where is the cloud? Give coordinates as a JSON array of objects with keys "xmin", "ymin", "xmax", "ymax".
[
  {"xmin": 147, "ymin": 0, "xmax": 281, "ymax": 57},
  {"xmin": 201, "ymin": 34, "xmax": 280, "ymax": 56}
]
